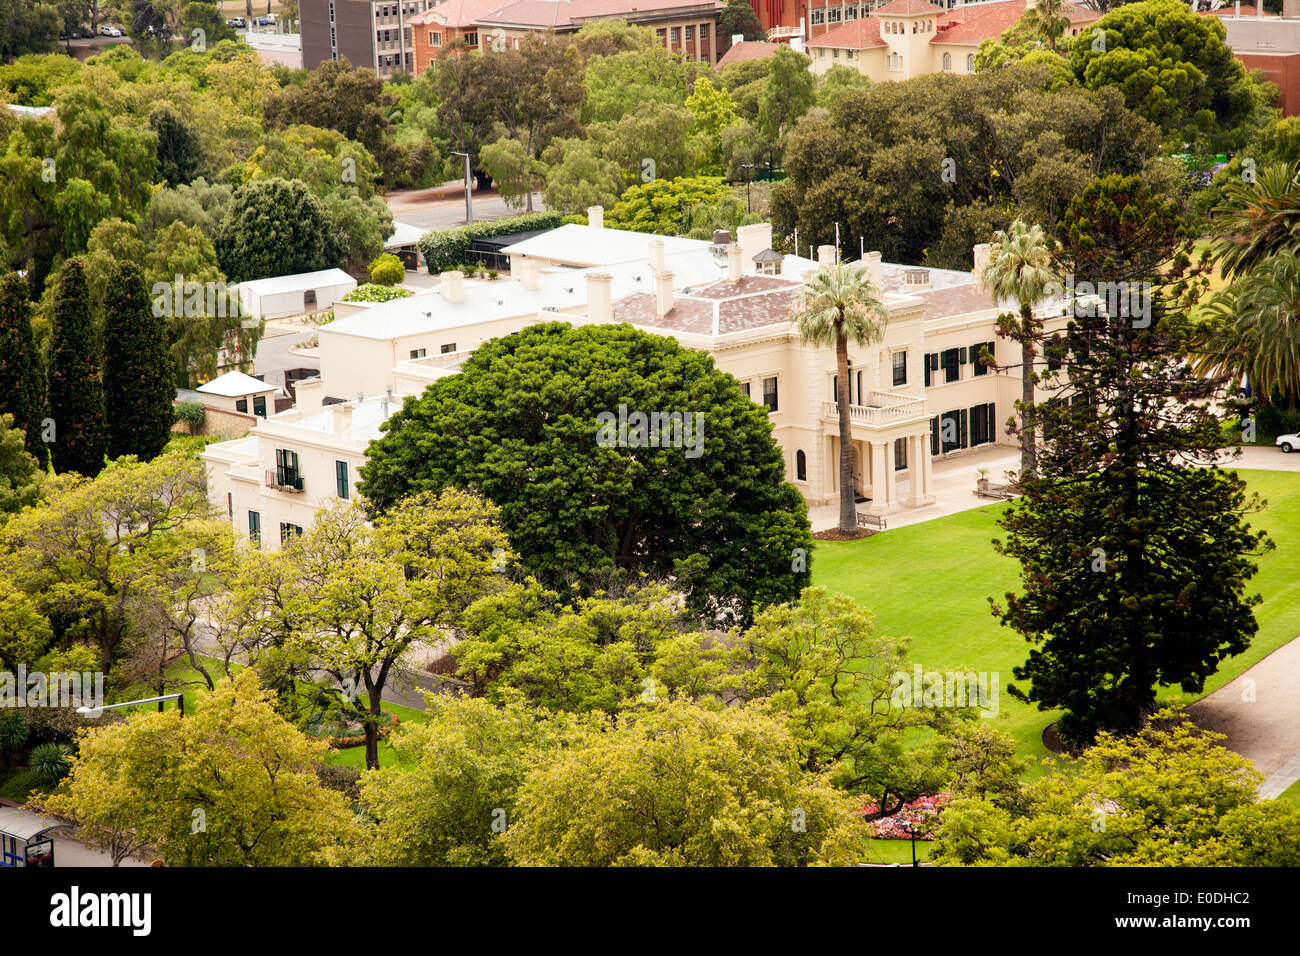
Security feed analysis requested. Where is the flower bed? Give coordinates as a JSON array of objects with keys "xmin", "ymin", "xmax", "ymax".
[
  {"xmin": 326, "ymin": 714, "xmax": 400, "ymax": 750},
  {"xmin": 860, "ymin": 792, "xmax": 951, "ymax": 840}
]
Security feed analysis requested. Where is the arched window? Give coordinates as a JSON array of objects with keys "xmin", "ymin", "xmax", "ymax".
[
  {"xmin": 796, "ymin": 450, "xmax": 807, "ymax": 481},
  {"xmin": 942, "ymin": 52, "xmax": 951, "ymax": 71},
  {"xmin": 967, "ymin": 53, "xmax": 976, "ymax": 72}
]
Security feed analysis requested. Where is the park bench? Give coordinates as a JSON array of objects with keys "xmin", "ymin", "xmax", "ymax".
[
  {"xmin": 974, "ymin": 482, "xmax": 1014, "ymax": 500},
  {"xmin": 856, "ymin": 512, "xmax": 887, "ymax": 531}
]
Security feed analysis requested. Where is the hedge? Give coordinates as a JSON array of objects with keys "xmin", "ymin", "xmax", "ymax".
[{"xmin": 416, "ymin": 211, "xmax": 564, "ymax": 274}]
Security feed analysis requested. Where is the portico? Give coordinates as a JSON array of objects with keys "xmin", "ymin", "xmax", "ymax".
[{"xmin": 821, "ymin": 390, "xmax": 935, "ymax": 515}]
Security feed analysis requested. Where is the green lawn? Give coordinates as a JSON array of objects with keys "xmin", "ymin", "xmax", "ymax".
[
  {"xmin": 861, "ymin": 837, "xmax": 933, "ymax": 866},
  {"xmin": 1278, "ymin": 779, "xmax": 1300, "ymax": 806},
  {"xmin": 812, "ymin": 468, "xmax": 1300, "ymax": 768}
]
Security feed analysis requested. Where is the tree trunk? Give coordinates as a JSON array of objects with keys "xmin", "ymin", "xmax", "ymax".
[
  {"xmin": 837, "ymin": 329, "xmax": 856, "ymax": 534},
  {"xmin": 1020, "ymin": 303, "xmax": 1037, "ymax": 479},
  {"xmin": 364, "ymin": 693, "xmax": 382, "ymax": 770}
]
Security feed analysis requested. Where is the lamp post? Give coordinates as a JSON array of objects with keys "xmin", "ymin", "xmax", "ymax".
[
  {"xmin": 77, "ymin": 693, "xmax": 185, "ymax": 719},
  {"xmin": 741, "ymin": 163, "xmax": 755, "ymax": 213},
  {"xmin": 451, "ymin": 150, "xmax": 473, "ymax": 225}
]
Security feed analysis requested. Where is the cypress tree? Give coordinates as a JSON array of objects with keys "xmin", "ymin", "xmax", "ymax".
[
  {"xmin": 0, "ymin": 272, "xmax": 48, "ymax": 467},
  {"xmin": 47, "ymin": 258, "xmax": 107, "ymax": 477},
  {"xmin": 103, "ymin": 261, "xmax": 174, "ymax": 461}
]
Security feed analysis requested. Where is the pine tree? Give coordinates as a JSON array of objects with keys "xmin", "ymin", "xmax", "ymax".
[
  {"xmin": 47, "ymin": 258, "xmax": 107, "ymax": 477},
  {"xmin": 103, "ymin": 261, "xmax": 174, "ymax": 462},
  {"xmin": 0, "ymin": 272, "xmax": 47, "ymax": 467},
  {"xmin": 994, "ymin": 175, "xmax": 1272, "ymax": 746}
]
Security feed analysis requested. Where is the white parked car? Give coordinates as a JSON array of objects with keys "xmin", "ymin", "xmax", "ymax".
[
  {"xmin": 1277, "ymin": 432, "xmax": 1299, "ymax": 453},
  {"xmin": 98, "ymin": 25, "xmax": 123, "ymax": 37}
]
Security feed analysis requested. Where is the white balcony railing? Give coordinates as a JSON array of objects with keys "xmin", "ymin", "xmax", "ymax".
[{"xmin": 822, "ymin": 391, "xmax": 927, "ymax": 427}]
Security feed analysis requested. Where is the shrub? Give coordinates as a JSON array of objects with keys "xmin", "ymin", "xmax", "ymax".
[
  {"xmin": 0, "ymin": 769, "xmax": 43, "ymax": 802},
  {"xmin": 173, "ymin": 399, "xmax": 206, "ymax": 431},
  {"xmin": 340, "ymin": 283, "xmax": 414, "ymax": 304},
  {"xmin": 368, "ymin": 253, "xmax": 406, "ymax": 286},
  {"xmin": 28, "ymin": 742, "xmax": 73, "ymax": 785},
  {"xmin": 416, "ymin": 211, "xmax": 563, "ymax": 274},
  {"xmin": 316, "ymin": 764, "xmax": 362, "ymax": 802},
  {"xmin": 0, "ymin": 710, "xmax": 28, "ymax": 767}
]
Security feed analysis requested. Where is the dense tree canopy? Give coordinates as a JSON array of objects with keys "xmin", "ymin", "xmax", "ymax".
[{"xmin": 360, "ymin": 322, "xmax": 813, "ymax": 626}]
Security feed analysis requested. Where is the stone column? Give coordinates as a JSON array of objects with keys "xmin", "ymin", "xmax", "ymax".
[{"xmin": 869, "ymin": 441, "xmax": 888, "ymax": 514}]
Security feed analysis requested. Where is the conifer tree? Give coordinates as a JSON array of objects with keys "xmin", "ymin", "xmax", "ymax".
[
  {"xmin": 0, "ymin": 272, "xmax": 47, "ymax": 467},
  {"xmin": 994, "ymin": 175, "xmax": 1272, "ymax": 746},
  {"xmin": 47, "ymin": 258, "xmax": 106, "ymax": 477},
  {"xmin": 103, "ymin": 261, "xmax": 174, "ymax": 461}
]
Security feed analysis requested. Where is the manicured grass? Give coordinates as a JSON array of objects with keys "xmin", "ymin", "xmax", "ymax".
[
  {"xmin": 812, "ymin": 469, "xmax": 1300, "ymax": 768},
  {"xmin": 861, "ymin": 837, "xmax": 933, "ymax": 866},
  {"xmin": 1277, "ymin": 779, "xmax": 1300, "ymax": 807}
]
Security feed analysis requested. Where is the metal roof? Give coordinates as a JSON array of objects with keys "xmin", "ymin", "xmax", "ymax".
[{"xmin": 0, "ymin": 806, "xmax": 63, "ymax": 843}]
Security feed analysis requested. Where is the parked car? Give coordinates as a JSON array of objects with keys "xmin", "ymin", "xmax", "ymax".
[
  {"xmin": 227, "ymin": 17, "xmax": 246, "ymax": 27},
  {"xmin": 253, "ymin": 16, "xmax": 272, "ymax": 25},
  {"xmin": 98, "ymin": 24, "xmax": 123, "ymax": 37},
  {"xmin": 1277, "ymin": 432, "xmax": 1299, "ymax": 453}
]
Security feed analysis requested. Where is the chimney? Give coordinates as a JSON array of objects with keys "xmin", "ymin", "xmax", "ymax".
[
  {"xmin": 818, "ymin": 244, "xmax": 836, "ymax": 267},
  {"xmin": 440, "ymin": 270, "xmax": 464, "ymax": 303},
  {"xmin": 732, "ymin": 33, "xmax": 744, "ymax": 44},
  {"xmin": 587, "ymin": 205, "xmax": 604, "ymax": 229},
  {"xmin": 587, "ymin": 271, "xmax": 612, "ymax": 322},
  {"xmin": 737, "ymin": 222, "xmax": 773, "ymax": 270},
  {"xmin": 649, "ymin": 239, "xmax": 666, "ymax": 273},
  {"xmin": 517, "ymin": 256, "xmax": 538, "ymax": 290},
  {"xmin": 864, "ymin": 250, "xmax": 883, "ymax": 289},
  {"xmin": 972, "ymin": 242, "xmax": 992, "ymax": 280},
  {"xmin": 381, "ymin": 385, "xmax": 392, "ymax": 418},
  {"xmin": 727, "ymin": 243, "xmax": 743, "ymax": 281},
  {"xmin": 655, "ymin": 271, "xmax": 675, "ymax": 317},
  {"xmin": 333, "ymin": 402, "xmax": 354, "ymax": 438}
]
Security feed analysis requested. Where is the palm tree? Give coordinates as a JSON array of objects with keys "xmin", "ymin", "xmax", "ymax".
[
  {"xmin": 792, "ymin": 259, "xmax": 889, "ymax": 534},
  {"xmin": 980, "ymin": 219, "xmax": 1059, "ymax": 480},
  {"xmin": 1211, "ymin": 161, "xmax": 1300, "ymax": 282},
  {"xmin": 1193, "ymin": 251, "xmax": 1300, "ymax": 412},
  {"xmin": 1021, "ymin": 0, "xmax": 1073, "ymax": 52}
]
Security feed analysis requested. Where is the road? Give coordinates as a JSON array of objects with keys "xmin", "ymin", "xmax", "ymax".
[{"xmin": 386, "ymin": 184, "xmax": 546, "ymax": 233}]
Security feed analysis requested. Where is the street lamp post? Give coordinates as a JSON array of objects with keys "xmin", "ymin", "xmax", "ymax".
[
  {"xmin": 451, "ymin": 150, "xmax": 473, "ymax": 225},
  {"xmin": 742, "ymin": 163, "xmax": 755, "ymax": 213},
  {"xmin": 77, "ymin": 693, "xmax": 185, "ymax": 719}
]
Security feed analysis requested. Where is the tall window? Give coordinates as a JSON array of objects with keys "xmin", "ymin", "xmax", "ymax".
[
  {"xmin": 894, "ymin": 437, "xmax": 908, "ymax": 470},
  {"xmin": 941, "ymin": 347, "xmax": 961, "ymax": 383},
  {"xmin": 275, "ymin": 448, "xmax": 302, "ymax": 490},
  {"xmin": 253, "ymin": 395, "xmax": 267, "ymax": 417},
  {"xmin": 763, "ymin": 376, "xmax": 778, "ymax": 412},
  {"xmin": 970, "ymin": 402, "xmax": 996, "ymax": 446},
  {"xmin": 971, "ymin": 341, "xmax": 994, "ymax": 376},
  {"xmin": 942, "ymin": 52, "xmax": 952, "ymax": 71},
  {"xmin": 796, "ymin": 449, "xmax": 807, "ymax": 481},
  {"xmin": 248, "ymin": 510, "xmax": 261, "ymax": 548},
  {"xmin": 227, "ymin": 492, "xmax": 233, "ymax": 518},
  {"xmin": 892, "ymin": 350, "xmax": 907, "ymax": 387},
  {"xmin": 336, "ymin": 460, "xmax": 350, "ymax": 499},
  {"xmin": 967, "ymin": 53, "xmax": 975, "ymax": 72}
]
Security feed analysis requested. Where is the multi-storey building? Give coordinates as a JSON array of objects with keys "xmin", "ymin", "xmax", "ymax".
[
  {"xmin": 204, "ymin": 209, "xmax": 1066, "ymax": 550},
  {"xmin": 301, "ymin": 0, "xmax": 441, "ymax": 76},
  {"xmin": 804, "ymin": 0, "xmax": 1097, "ymax": 78},
  {"xmin": 408, "ymin": 0, "xmax": 725, "ymax": 70}
]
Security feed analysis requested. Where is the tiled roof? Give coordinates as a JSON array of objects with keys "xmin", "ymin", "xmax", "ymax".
[
  {"xmin": 612, "ymin": 280, "xmax": 802, "ymax": 336},
  {"xmin": 806, "ymin": 17, "xmax": 886, "ymax": 49},
  {"xmin": 932, "ymin": 0, "xmax": 1097, "ymax": 46},
  {"xmin": 1204, "ymin": 5, "xmax": 1273, "ymax": 15},
  {"xmin": 410, "ymin": 0, "xmax": 507, "ymax": 28},
  {"xmin": 874, "ymin": 0, "xmax": 947, "ymax": 16},
  {"xmin": 717, "ymin": 39, "xmax": 781, "ymax": 67},
  {"xmin": 476, "ymin": 0, "xmax": 722, "ymax": 27}
]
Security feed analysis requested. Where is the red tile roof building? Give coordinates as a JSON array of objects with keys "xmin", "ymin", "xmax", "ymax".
[
  {"xmin": 410, "ymin": 0, "xmax": 726, "ymax": 71},
  {"xmin": 805, "ymin": 0, "xmax": 1097, "ymax": 80}
]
